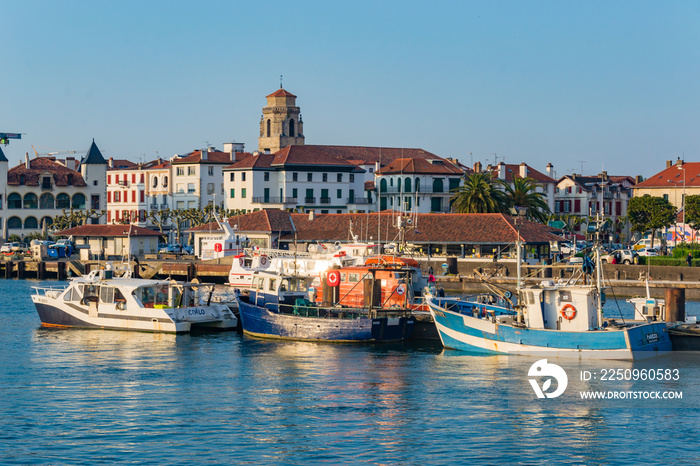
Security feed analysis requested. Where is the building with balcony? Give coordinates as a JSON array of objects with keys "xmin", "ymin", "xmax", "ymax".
[
  {"xmin": 106, "ymin": 159, "xmax": 146, "ymax": 225},
  {"xmin": 1, "ymin": 140, "xmax": 107, "ymax": 239},
  {"xmin": 223, "ymin": 145, "xmax": 366, "ymax": 214},
  {"xmin": 171, "ymin": 146, "xmax": 239, "ymax": 211},
  {"xmin": 374, "ymin": 157, "xmax": 463, "ymax": 213},
  {"xmin": 554, "ymin": 171, "xmax": 635, "ymax": 241}
]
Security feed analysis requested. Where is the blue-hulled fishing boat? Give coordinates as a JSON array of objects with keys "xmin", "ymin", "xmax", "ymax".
[
  {"xmin": 235, "ymin": 270, "xmax": 415, "ymax": 342},
  {"xmin": 427, "ymin": 240, "xmax": 672, "ymax": 359}
]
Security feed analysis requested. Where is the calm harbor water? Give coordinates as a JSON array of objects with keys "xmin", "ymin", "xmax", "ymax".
[{"xmin": 2, "ymin": 279, "xmax": 700, "ymax": 465}]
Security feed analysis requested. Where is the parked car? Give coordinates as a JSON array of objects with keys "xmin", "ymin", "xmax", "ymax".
[
  {"xmin": 637, "ymin": 248, "xmax": 660, "ymax": 257},
  {"xmin": 559, "ymin": 242, "xmax": 574, "ymax": 254},
  {"xmin": 2, "ymin": 242, "xmax": 29, "ymax": 255},
  {"xmin": 601, "ymin": 249, "xmax": 638, "ymax": 265},
  {"xmin": 47, "ymin": 244, "xmax": 68, "ymax": 259},
  {"xmin": 159, "ymin": 244, "xmax": 183, "ymax": 254},
  {"xmin": 0, "ymin": 242, "xmax": 18, "ymax": 254}
]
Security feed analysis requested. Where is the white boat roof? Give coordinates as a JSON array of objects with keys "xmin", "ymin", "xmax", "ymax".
[{"xmin": 69, "ymin": 275, "xmax": 210, "ymax": 291}]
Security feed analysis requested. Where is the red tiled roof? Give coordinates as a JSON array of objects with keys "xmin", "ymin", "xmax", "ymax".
[
  {"xmin": 188, "ymin": 209, "xmax": 295, "ymax": 233},
  {"xmin": 107, "ymin": 159, "xmax": 138, "ymax": 170},
  {"xmin": 266, "ymin": 88, "xmax": 296, "ymax": 98},
  {"xmin": 172, "ymin": 150, "xmax": 233, "ymax": 164},
  {"xmin": 7, "ymin": 157, "xmax": 87, "ymax": 187},
  {"xmin": 271, "ymin": 146, "xmax": 358, "ymax": 167},
  {"xmin": 189, "ymin": 209, "xmax": 561, "ymax": 244},
  {"xmin": 609, "ymin": 175, "xmax": 635, "ymax": 185},
  {"xmin": 309, "ymin": 145, "xmax": 442, "ymax": 166},
  {"xmin": 225, "ymin": 153, "xmax": 275, "ymax": 170},
  {"xmin": 634, "ymin": 162, "xmax": 700, "ymax": 188},
  {"xmin": 286, "ymin": 211, "xmax": 561, "ymax": 244},
  {"xmin": 376, "ymin": 157, "xmax": 462, "ymax": 175},
  {"xmin": 57, "ymin": 225, "xmax": 162, "ymax": 237}
]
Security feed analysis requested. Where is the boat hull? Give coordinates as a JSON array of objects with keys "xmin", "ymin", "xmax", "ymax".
[
  {"xmin": 237, "ymin": 298, "xmax": 414, "ymax": 342},
  {"xmin": 33, "ymin": 300, "xmax": 187, "ymax": 333},
  {"xmin": 32, "ymin": 297, "xmax": 237, "ymax": 334},
  {"xmin": 430, "ymin": 304, "xmax": 672, "ymax": 359}
]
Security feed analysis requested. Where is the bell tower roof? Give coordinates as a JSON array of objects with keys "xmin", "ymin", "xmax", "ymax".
[
  {"xmin": 266, "ymin": 88, "xmax": 296, "ymax": 98},
  {"xmin": 0, "ymin": 145, "xmax": 7, "ymax": 163}
]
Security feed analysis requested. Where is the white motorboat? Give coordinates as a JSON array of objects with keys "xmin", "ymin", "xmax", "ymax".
[{"xmin": 31, "ymin": 267, "xmax": 237, "ymax": 333}]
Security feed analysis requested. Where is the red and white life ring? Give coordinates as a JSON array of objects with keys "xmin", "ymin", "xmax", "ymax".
[
  {"xmin": 327, "ymin": 270, "xmax": 341, "ymax": 287},
  {"xmin": 561, "ymin": 304, "xmax": 577, "ymax": 320},
  {"xmin": 396, "ymin": 283, "xmax": 406, "ymax": 296},
  {"xmin": 260, "ymin": 255, "xmax": 269, "ymax": 267},
  {"xmin": 239, "ymin": 257, "xmax": 244, "ymax": 267}
]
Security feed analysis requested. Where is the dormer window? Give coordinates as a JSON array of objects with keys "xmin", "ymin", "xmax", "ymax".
[{"xmin": 41, "ymin": 176, "xmax": 52, "ymax": 190}]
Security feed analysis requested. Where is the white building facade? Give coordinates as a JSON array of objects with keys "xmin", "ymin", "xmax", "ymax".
[{"xmin": 1, "ymin": 141, "xmax": 107, "ymax": 238}]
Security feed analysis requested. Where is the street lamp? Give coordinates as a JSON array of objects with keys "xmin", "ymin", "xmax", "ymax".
[
  {"xmin": 668, "ymin": 178, "xmax": 681, "ymax": 245},
  {"xmin": 678, "ymin": 163, "xmax": 686, "ymax": 244}
]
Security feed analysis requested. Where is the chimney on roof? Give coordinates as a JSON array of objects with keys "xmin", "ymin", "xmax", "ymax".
[
  {"xmin": 309, "ymin": 210, "xmax": 315, "ymax": 221},
  {"xmin": 601, "ymin": 171, "xmax": 608, "ymax": 181},
  {"xmin": 25, "ymin": 153, "xmax": 29, "ymax": 169},
  {"xmin": 201, "ymin": 149, "xmax": 207, "ymax": 161},
  {"xmin": 677, "ymin": 157, "xmax": 684, "ymax": 168},
  {"xmin": 497, "ymin": 162, "xmax": 506, "ymax": 180},
  {"xmin": 635, "ymin": 175, "xmax": 644, "ymax": 184},
  {"xmin": 474, "ymin": 161, "xmax": 482, "ymax": 173},
  {"xmin": 519, "ymin": 163, "xmax": 527, "ymax": 178},
  {"xmin": 109, "ymin": 157, "xmax": 114, "ymax": 168},
  {"xmin": 666, "ymin": 160, "xmax": 673, "ymax": 169},
  {"xmin": 546, "ymin": 163, "xmax": 554, "ymax": 179}
]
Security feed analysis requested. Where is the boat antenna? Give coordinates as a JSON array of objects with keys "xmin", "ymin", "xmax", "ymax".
[
  {"xmin": 594, "ymin": 212, "xmax": 604, "ymax": 329},
  {"xmin": 377, "ymin": 149, "xmax": 381, "ymax": 256}
]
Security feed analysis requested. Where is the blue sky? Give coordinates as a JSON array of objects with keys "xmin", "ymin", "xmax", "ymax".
[{"xmin": 2, "ymin": 0, "xmax": 699, "ymax": 179}]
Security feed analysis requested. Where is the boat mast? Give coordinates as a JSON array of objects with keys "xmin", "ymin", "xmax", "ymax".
[
  {"xmin": 594, "ymin": 213, "xmax": 604, "ymax": 328},
  {"xmin": 512, "ymin": 207, "xmax": 527, "ymax": 324}
]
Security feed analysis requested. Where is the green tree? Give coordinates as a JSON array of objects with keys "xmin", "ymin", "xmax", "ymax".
[
  {"xmin": 450, "ymin": 172, "xmax": 508, "ymax": 214},
  {"xmin": 499, "ymin": 176, "xmax": 551, "ymax": 223},
  {"xmin": 684, "ymin": 195, "xmax": 700, "ymax": 237},
  {"xmin": 627, "ymin": 195, "xmax": 677, "ymax": 249}
]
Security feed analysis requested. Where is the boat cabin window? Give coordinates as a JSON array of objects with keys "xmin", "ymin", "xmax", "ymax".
[
  {"xmin": 269, "ymin": 278, "xmax": 277, "ymax": 292},
  {"xmin": 526, "ymin": 291, "xmax": 536, "ymax": 305},
  {"xmin": 63, "ymin": 288, "xmax": 74, "ymax": 302},
  {"xmin": 100, "ymin": 286, "xmax": 114, "ymax": 304},
  {"xmin": 340, "ymin": 273, "xmax": 346, "ymax": 282},
  {"xmin": 82, "ymin": 284, "xmax": 99, "ymax": 300},
  {"xmin": 289, "ymin": 278, "xmax": 307, "ymax": 292},
  {"xmin": 559, "ymin": 290, "xmax": 572, "ymax": 302},
  {"xmin": 280, "ymin": 279, "xmax": 288, "ymax": 292},
  {"xmin": 251, "ymin": 277, "xmax": 258, "ymax": 289},
  {"xmin": 348, "ymin": 273, "xmax": 360, "ymax": 283},
  {"xmin": 135, "ymin": 285, "xmax": 169, "ymax": 308}
]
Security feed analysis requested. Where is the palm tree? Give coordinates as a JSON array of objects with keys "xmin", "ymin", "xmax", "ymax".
[
  {"xmin": 451, "ymin": 172, "xmax": 508, "ymax": 214},
  {"xmin": 500, "ymin": 176, "xmax": 551, "ymax": 223}
]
